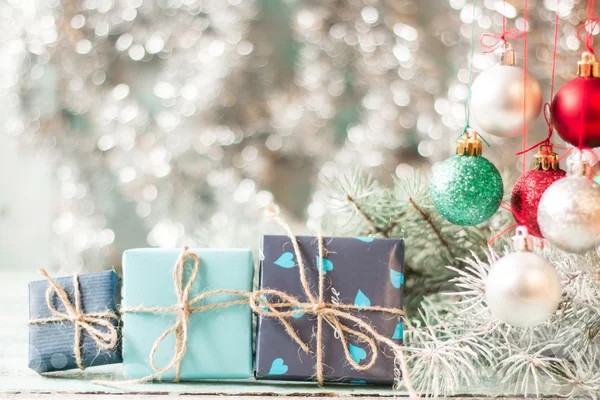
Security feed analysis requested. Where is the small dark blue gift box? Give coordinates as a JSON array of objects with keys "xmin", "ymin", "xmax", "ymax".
[{"xmin": 28, "ymin": 270, "xmax": 122, "ymax": 373}]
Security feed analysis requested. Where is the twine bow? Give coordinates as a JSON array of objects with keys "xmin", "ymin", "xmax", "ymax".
[{"xmin": 28, "ymin": 269, "xmax": 119, "ymax": 370}]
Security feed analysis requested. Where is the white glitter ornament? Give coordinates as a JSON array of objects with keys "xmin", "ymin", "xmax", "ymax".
[
  {"xmin": 470, "ymin": 42, "xmax": 542, "ymax": 138},
  {"xmin": 538, "ymin": 153, "xmax": 600, "ymax": 254},
  {"xmin": 485, "ymin": 227, "xmax": 562, "ymax": 328}
]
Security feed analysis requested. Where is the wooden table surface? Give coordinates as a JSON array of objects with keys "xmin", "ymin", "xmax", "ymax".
[{"xmin": 0, "ymin": 270, "xmax": 570, "ymax": 399}]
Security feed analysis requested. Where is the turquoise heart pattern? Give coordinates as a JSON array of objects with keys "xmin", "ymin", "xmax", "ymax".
[
  {"xmin": 349, "ymin": 344, "xmax": 367, "ymax": 364},
  {"xmin": 291, "ymin": 306, "xmax": 305, "ymax": 319},
  {"xmin": 269, "ymin": 358, "xmax": 288, "ymax": 375},
  {"xmin": 354, "ymin": 289, "xmax": 371, "ymax": 307},
  {"xmin": 390, "ymin": 268, "xmax": 404, "ymax": 289},
  {"xmin": 274, "ymin": 252, "xmax": 296, "ymax": 268},
  {"xmin": 315, "ymin": 255, "xmax": 334, "ymax": 274},
  {"xmin": 258, "ymin": 294, "xmax": 270, "ymax": 312},
  {"xmin": 354, "ymin": 237, "xmax": 374, "ymax": 243},
  {"xmin": 392, "ymin": 322, "xmax": 403, "ymax": 340}
]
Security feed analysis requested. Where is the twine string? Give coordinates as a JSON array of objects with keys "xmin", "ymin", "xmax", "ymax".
[{"xmin": 28, "ymin": 269, "xmax": 119, "ymax": 370}]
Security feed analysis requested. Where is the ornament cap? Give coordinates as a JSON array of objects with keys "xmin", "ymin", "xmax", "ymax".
[
  {"xmin": 577, "ymin": 51, "xmax": 599, "ymax": 77},
  {"xmin": 496, "ymin": 41, "xmax": 516, "ymax": 66},
  {"xmin": 567, "ymin": 150, "xmax": 594, "ymax": 177},
  {"xmin": 456, "ymin": 128, "xmax": 483, "ymax": 156},
  {"xmin": 533, "ymin": 144, "xmax": 560, "ymax": 171},
  {"xmin": 512, "ymin": 226, "xmax": 534, "ymax": 252}
]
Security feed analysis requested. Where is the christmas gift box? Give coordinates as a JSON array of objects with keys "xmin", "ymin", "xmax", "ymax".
[
  {"xmin": 28, "ymin": 269, "xmax": 122, "ymax": 373},
  {"xmin": 255, "ymin": 234, "xmax": 406, "ymax": 384},
  {"xmin": 121, "ymin": 248, "xmax": 254, "ymax": 381}
]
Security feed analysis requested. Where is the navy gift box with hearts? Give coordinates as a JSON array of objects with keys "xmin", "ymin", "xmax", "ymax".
[{"xmin": 255, "ymin": 235, "xmax": 405, "ymax": 384}]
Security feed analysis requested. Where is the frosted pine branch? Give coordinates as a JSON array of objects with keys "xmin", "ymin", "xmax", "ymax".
[{"xmin": 323, "ymin": 168, "xmax": 600, "ymax": 398}]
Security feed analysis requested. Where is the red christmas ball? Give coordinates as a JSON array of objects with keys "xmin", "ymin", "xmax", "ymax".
[
  {"xmin": 511, "ymin": 168, "xmax": 566, "ymax": 237},
  {"xmin": 551, "ymin": 76, "xmax": 600, "ymax": 148}
]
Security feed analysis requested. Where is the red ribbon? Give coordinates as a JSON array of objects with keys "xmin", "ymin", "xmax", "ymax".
[
  {"xmin": 487, "ymin": 202, "xmax": 543, "ymax": 246},
  {"xmin": 479, "ymin": 29, "xmax": 524, "ymax": 53},
  {"xmin": 577, "ymin": 18, "xmax": 598, "ymax": 54}
]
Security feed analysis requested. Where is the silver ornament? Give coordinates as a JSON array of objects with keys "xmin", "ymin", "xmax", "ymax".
[
  {"xmin": 469, "ymin": 44, "xmax": 542, "ymax": 138},
  {"xmin": 485, "ymin": 227, "xmax": 562, "ymax": 327},
  {"xmin": 538, "ymin": 155, "xmax": 600, "ymax": 254}
]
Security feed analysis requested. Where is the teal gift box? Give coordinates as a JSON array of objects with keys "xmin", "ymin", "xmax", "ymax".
[{"xmin": 122, "ymin": 248, "xmax": 254, "ymax": 380}]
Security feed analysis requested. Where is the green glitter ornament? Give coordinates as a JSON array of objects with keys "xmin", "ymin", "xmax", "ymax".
[{"xmin": 430, "ymin": 129, "xmax": 503, "ymax": 226}]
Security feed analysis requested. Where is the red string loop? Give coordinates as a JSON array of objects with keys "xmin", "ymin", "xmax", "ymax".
[
  {"xmin": 546, "ymin": 1, "xmax": 559, "ymax": 140},
  {"xmin": 516, "ymin": 138, "xmax": 552, "ymax": 156},
  {"xmin": 480, "ymin": 29, "xmax": 524, "ymax": 53},
  {"xmin": 515, "ymin": 2, "xmax": 560, "ymax": 157},
  {"xmin": 488, "ymin": 223, "xmax": 520, "ymax": 246},
  {"xmin": 487, "ymin": 201, "xmax": 543, "ymax": 246},
  {"xmin": 577, "ymin": 18, "xmax": 599, "ymax": 54}
]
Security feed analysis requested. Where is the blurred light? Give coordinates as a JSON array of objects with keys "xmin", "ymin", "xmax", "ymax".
[
  {"xmin": 116, "ymin": 34, "xmax": 133, "ymax": 51},
  {"xmin": 146, "ymin": 35, "xmax": 165, "ymax": 54},
  {"xmin": 266, "ymin": 134, "xmax": 283, "ymax": 151},
  {"xmin": 97, "ymin": 135, "xmax": 115, "ymax": 151},
  {"xmin": 237, "ymin": 40, "xmax": 253, "ymax": 55},
  {"xmin": 143, "ymin": 185, "xmax": 158, "ymax": 201},
  {"xmin": 361, "ymin": 7, "xmax": 379, "ymax": 24},
  {"xmin": 112, "ymin": 84, "xmax": 130, "ymax": 99},
  {"xmin": 393, "ymin": 23, "xmax": 418, "ymax": 41},
  {"xmin": 495, "ymin": 1, "xmax": 517, "ymax": 18},
  {"xmin": 71, "ymin": 15, "xmax": 85, "ymax": 29},
  {"xmin": 129, "ymin": 44, "xmax": 146, "ymax": 61},
  {"xmin": 76, "ymin": 40, "xmax": 92, "ymax": 54}
]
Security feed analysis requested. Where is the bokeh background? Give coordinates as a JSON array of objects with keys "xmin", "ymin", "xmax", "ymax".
[{"xmin": 0, "ymin": 0, "xmax": 596, "ymax": 273}]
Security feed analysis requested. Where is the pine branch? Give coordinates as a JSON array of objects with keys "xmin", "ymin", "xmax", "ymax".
[
  {"xmin": 323, "ymin": 167, "xmax": 600, "ymax": 397},
  {"xmin": 345, "ymin": 193, "xmax": 402, "ymax": 237},
  {"xmin": 408, "ymin": 196, "xmax": 454, "ymax": 260}
]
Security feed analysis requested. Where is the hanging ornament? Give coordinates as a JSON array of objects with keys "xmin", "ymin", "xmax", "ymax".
[
  {"xmin": 551, "ymin": 51, "xmax": 600, "ymax": 148},
  {"xmin": 485, "ymin": 226, "xmax": 562, "ymax": 328},
  {"xmin": 470, "ymin": 42, "xmax": 543, "ymax": 138},
  {"xmin": 510, "ymin": 145, "xmax": 566, "ymax": 238},
  {"xmin": 538, "ymin": 153, "xmax": 600, "ymax": 254},
  {"xmin": 430, "ymin": 129, "xmax": 503, "ymax": 226}
]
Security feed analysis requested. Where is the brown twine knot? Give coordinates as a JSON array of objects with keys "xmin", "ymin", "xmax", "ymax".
[
  {"xmin": 312, "ymin": 303, "xmax": 325, "ymax": 313},
  {"xmin": 28, "ymin": 269, "xmax": 119, "ymax": 370},
  {"xmin": 178, "ymin": 303, "xmax": 192, "ymax": 317}
]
